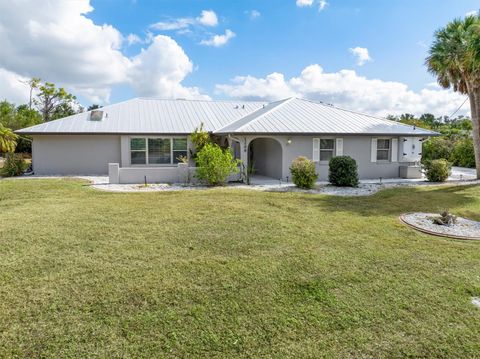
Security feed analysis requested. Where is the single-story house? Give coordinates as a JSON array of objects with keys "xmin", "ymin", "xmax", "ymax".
[{"xmin": 16, "ymin": 97, "xmax": 438, "ymax": 183}]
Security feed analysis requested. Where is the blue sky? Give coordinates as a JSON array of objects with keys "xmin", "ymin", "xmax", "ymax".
[{"xmin": 0, "ymin": 0, "xmax": 478, "ymax": 116}]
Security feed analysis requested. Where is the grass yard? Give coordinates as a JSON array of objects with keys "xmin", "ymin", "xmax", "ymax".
[{"xmin": 0, "ymin": 179, "xmax": 480, "ymax": 358}]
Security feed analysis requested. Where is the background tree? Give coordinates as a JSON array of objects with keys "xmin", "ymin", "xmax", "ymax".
[
  {"xmin": 34, "ymin": 82, "xmax": 78, "ymax": 122},
  {"xmin": 20, "ymin": 77, "xmax": 41, "ymax": 110},
  {"xmin": 87, "ymin": 104, "xmax": 101, "ymax": 111},
  {"xmin": 426, "ymin": 14, "xmax": 480, "ymax": 177},
  {"xmin": 0, "ymin": 123, "xmax": 18, "ymax": 153}
]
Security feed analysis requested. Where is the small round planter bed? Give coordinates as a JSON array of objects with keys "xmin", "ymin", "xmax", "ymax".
[{"xmin": 400, "ymin": 212, "xmax": 480, "ymax": 240}]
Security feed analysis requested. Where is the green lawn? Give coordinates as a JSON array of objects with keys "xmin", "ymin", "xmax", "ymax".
[{"xmin": 1, "ymin": 179, "xmax": 479, "ymax": 358}]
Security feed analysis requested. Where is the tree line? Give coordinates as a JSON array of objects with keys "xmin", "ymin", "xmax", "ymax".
[
  {"xmin": 0, "ymin": 79, "xmax": 100, "ymax": 153},
  {"xmin": 388, "ymin": 113, "xmax": 475, "ymax": 168}
]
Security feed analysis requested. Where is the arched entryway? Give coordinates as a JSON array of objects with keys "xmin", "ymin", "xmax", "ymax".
[{"xmin": 248, "ymin": 138, "xmax": 283, "ymax": 179}]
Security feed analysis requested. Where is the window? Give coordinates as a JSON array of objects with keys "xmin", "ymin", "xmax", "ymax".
[
  {"xmin": 148, "ymin": 138, "xmax": 171, "ymax": 164},
  {"xmin": 130, "ymin": 137, "xmax": 188, "ymax": 165},
  {"xmin": 130, "ymin": 138, "xmax": 146, "ymax": 164},
  {"xmin": 320, "ymin": 139, "xmax": 335, "ymax": 161},
  {"xmin": 377, "ymin": 139, "xmax": 390, "ymax": 161},
  {"xmin": 173, "ymin": 138, "xmax": 188, "ymax": 164}
]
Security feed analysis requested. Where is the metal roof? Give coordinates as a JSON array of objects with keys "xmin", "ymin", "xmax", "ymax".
[
  {"xmin": 17, "ymin": 97, "xmax": 438, "ymax": 136},
  {"xmin": 16, "ymin": 98, "xmax": 265, "ymax": 135},
  {"xmin": 214, "ymin": 98, "xmax": 438, "ymax": 136}
]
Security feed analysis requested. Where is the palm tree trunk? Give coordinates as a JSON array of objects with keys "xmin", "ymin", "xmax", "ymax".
[{"xmin": 468, "ymin": 88, "xmax": 480, "ymax": 178}]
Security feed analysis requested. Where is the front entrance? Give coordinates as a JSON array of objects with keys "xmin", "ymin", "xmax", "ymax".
[{"xmin": 248, "ymin": 138, "xmax": 283, "ymax": 179}]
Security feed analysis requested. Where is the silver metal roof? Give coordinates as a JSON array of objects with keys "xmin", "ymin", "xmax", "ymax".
[
  {"xmin": 214, "ymin": 98, "xmax": 438, "ymax": 136},
  {"xmin": 17, "ymin": 97, "xmax": 438, "ymax": 136},
  {"xmin": 17, "ymin": 98, "xmax": 265, "ymax": 135}
]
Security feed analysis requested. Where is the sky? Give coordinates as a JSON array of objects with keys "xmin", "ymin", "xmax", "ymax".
[{"xmin": 0, "ymin": 0, "xmax": 478, "ymax": 117}]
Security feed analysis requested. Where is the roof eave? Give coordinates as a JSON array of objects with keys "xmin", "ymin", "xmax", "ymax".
[{"xmin": 214, "ymin": 131, "xmax": 440, "ymax": 137}]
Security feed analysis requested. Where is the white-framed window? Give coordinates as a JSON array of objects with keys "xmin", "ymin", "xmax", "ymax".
[
  {"xmin": 130, "ymin": 138, "xmax": 147, "ymax": 165},
  {"xmin": 320, "ymin": 139, "xmax": 335, "ymax": 161},
  {"xmin": 376, "ymin": 139, "xmax": 391, "ymax": 161},
  {"xmin": 130, "ymin": 137, "xmax": 188, "ymax": 165},
  {"xmin": 172, "ymin": 138, "xmax": 188, "ymax": 164}
]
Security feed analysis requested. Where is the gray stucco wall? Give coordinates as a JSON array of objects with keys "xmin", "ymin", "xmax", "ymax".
[
  {"xmin": 242, "ymin": 135, "xmax": 415, "ymax": 181},
  {"xmin": 32, "ymin": 135, "xmax": 121, "ymax": 175}
]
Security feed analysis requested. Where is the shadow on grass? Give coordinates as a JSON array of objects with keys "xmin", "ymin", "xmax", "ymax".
[{"xmin": 302, "ymin": 184, "xmax": 480, "ymax": 219}]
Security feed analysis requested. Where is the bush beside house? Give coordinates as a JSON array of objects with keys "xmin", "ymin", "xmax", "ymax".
[
  {"xmin": 290, "ymin": 156, "xmax": 318, "ymax": 189},
  {"xmin": 328, "ymin": 156, "xmax": 359, "ymax": 187},
  {"xmin": 1, "ymin": 153, "xmax": 27, "ymax": 177},
  {"xmin": 195, "ymin": 143, "xmax": 240, "ymax": 186},
  {"xmin": 424, "ymin": 159, "xmax": 451, "ymax": 182}
]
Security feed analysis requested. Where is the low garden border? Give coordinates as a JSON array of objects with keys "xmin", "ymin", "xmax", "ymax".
[{"xmin": 399, "ymin": 212, "xmax": 480, "ymax": 240}]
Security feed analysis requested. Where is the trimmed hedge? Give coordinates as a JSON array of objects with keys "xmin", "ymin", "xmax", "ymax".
[
  {"xmin": 328, "ymin": 156, "xmax": 359, "ymax": 187},
  {"xmin": 290, "ymin": 156, "xmax": 318, "ymax": 189}
]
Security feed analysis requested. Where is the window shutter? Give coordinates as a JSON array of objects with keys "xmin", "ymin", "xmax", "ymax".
[
  {"xmin": 312, "ymin": 138, "xmax": 320, "ymax": 162},
  {"xmin": 391, "ymin": 138, "xmax": 398, "ymax": 162},
  {"xmin": 335, "ymin": 138, "xmax": 343, "ymax": 156},
  {"xmin": 371, "ymin": 138, "xmax": 377, "ymax": 162}
]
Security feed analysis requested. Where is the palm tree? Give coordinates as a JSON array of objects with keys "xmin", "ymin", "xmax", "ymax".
[
  {"xmin": 0, "ymin": 124, "xmax": 18, "ymax": 153},
  {"xmin": 426, "ymin": 14, "xmax": 480, "ymax": 178}
]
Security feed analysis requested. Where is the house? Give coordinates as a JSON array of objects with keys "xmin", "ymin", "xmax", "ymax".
[{"xmin": 16, "ymin": 97, "xmax": 438, "ymax": 184}]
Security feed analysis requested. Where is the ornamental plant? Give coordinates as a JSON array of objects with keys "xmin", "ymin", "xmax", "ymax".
[
  {"xmin": 328, "ymin": 156, "xmax": 359, "ymax": 187},
  {"xmin": 1, "ymin": 153, "xmax": 27, "ymax": 177},
  {"xmin": 424, "ymin": 159, "xmax": 451, "ymax": 182},
  {"xmin": 290, "ymin": 156, "xmax": 318, "ymax": 189},
  {"xmin": 190, "ymin": 123, "xmax": 211, "ymax": 163},
  {"xmin": 195, "ymin": 143, "xmax": 240, "ymax": 185}
]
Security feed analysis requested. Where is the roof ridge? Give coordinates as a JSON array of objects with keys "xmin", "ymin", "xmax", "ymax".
[
  {"xmin": 224, "ymin": 97, "xmax": 294, "ymax": 133},
  {"xmin": 294, "ymin": 97, "xmax": 437, "ymax": 134},
  {"xmin": 137, "ymin": 97, "xmax": 265, "ymax": 104}
]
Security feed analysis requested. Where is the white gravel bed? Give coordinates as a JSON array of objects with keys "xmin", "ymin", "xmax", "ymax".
[
  {"xmin": 400, "ymin": 212, "xmax": 480, "ymax": 240},
  {"xmin": 3, "ymin": 174, "xmax": 480, "ymax": 197}
]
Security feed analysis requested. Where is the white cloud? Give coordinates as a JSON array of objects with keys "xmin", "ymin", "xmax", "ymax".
[
  {"xmin": 245, "ymin": 10, "xmax": 261, "ymax": 20},
  {"xmin": 200, "ymin": 29, "xmax": 236, "ymax": 47},
  {"xmin": 0, "ymin": 69, "xmax": 30, "ymax": 104},
  {"xmin": 349, "ymin": 47, "xmax": 373, "ymax": 66},
  {"xmin": 0, "ymin": 0, "xmax": 208, "ymax": 104},
  {"xmin": 126, "ymin": 33, "xmax": 142, "ymax": 45},
  {"xmin": 466, "ymin": 10, "xmax": 479, "ymax": 16},
  {"xmin": 0, "ymin": 0, "xmax": 128, "ymax": 101},
  {"xmin": 150, "ymin": 10, "xmax": 218, "ymax": 31},
  {"xmin": 296, "ymin": 0, "xmax": 328, "ymax": 11},
  {"xmin": 216, "ymin": 73, "xmax": 296, "ymax": 101},
  {"xmin": 296, "ymin": 0, "xmax": 314, "ymax": 6},
  {"xmin": 216, "ymin": 64, "xmax": 470, "ymax": 117},
  {"xmin": 129, "ymin": 35, "xmax": 209, "ymax": 100},
  {"xmin": 318, "ymin": 0, "xmax": 328, "ymax": 11},
  {"xmin": 197, "ymin": 10, "xmax": 218, "ymax": 27}
]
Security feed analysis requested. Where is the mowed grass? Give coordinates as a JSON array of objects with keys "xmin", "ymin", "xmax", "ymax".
[{"xmin": 0, "ymin": 179, "xmax": 480, "ymax": 358}]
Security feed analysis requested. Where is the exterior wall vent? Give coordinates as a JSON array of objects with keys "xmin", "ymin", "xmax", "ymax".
[{"xmin": 90, "ymin": 110, "xmax": 104, "ymax": 121}]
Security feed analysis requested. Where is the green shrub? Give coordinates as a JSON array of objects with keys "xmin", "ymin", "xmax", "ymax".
[
  {"xmin": 422, "ymin": 137, "xmax": 454, "ymax": 164},
  {"xmin": 424, "ymin": 159, "xmax": 451, "ymax": 182},
  {"xmin": 195, "ymin": 143, "xmax": 240, "ymax": 185},
  {"xmin": 290, "ymin": 156, "xmax": 318, "ymax": 189},
  {"xmin": 1, "ymin": 153, "xmax": 27, "ymax": 177},
  {"xmin": 451, "ymin": 137, "xmax": 475, "ymax": 168},
  {"xmin": 328, "ymin": 156, "xmax": 359, "ymax": 187},
  {"xmin": 190, "ymin": 123, "xmax": 211, "ymax": 163}
]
